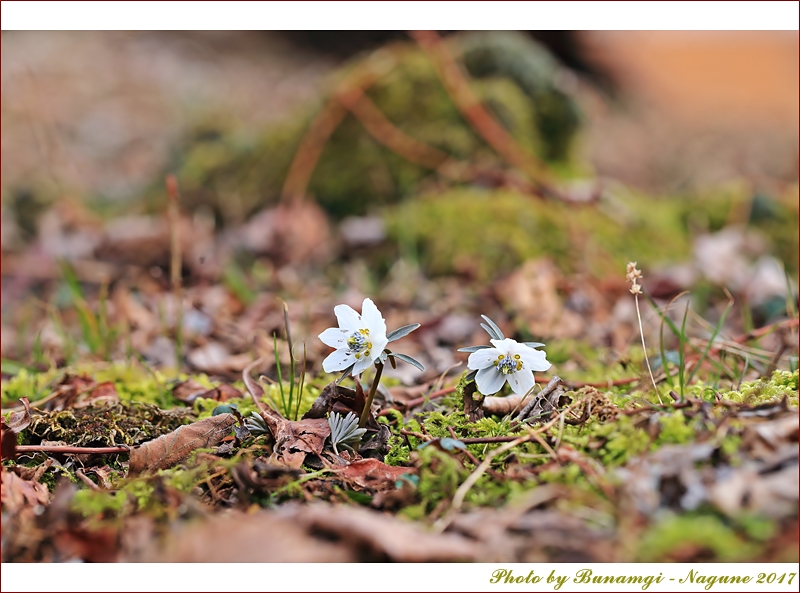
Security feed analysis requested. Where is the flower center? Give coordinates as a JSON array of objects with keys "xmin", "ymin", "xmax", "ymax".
[
  {"xmin": 347, "ymin": 328, "xmax": 372, "ymax": 359},
  {"xmin": 494, "ymin": 354, "xmax": 523, "ymax": 375}
]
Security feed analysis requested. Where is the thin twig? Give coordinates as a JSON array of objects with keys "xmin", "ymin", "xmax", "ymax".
[
  {"xmin": 448, "ymin": 426, "xmax": 502, "ymax": 478},
  {"xmin": 635, "ymin": 293, "xmax": 661, "ymax": 403},
  {"xmin": 403, "ymin": 385, "xmax": 456, "ymax": 409},
  {"xmin": 440, "ymin": 398, "xmax": 583, "ymax": 528},
  {"xmin": 242, "ymin": 357, "xmax": 267, "ymax": 413},
  {"xmin": 281, "ymin": 54, "xmax": 397, "ymax": 203},
  {"xmin": 458, "ymin": 435, "xmax": 528, "ymax": 444},
  {"xmin": 517, "ymin": 375, "xmax": 562, "ymax": 421},
  {"xmin": 16, "ymin": 445, "xmax": 129, "ymax": 455},
  {"xmin": 343, "ymin": 92, "xmax": 457, "ymax": 173},
  {"xmin": 409, "ymin": 30, "xmax": 556, "ymax": 192},
  {"xmin": 75, "ymin": 468, "xmax": 102, "ymax": 491},
  {"xmin": 733, "ymin": 318, "xmax": 798, "ymax": 344}
]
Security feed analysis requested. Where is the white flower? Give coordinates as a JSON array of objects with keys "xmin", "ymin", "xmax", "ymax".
[
  {"xmin": 318, "ymin": 298, "xmax": 388, "ymax": 376},
  {"xmin": 467, "ymin": 338, "xmax": 551, "ymax": 396}
]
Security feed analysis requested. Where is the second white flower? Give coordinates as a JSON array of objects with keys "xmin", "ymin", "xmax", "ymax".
[{"xmin": 467, "ymin": 338, "xmax": 551, "ymax": 396}]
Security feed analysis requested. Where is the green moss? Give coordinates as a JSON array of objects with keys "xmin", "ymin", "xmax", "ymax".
[
  {"xmin": 637, "ymin": 513, "xmax": 760, "ymax": 562},
  {"xmin": 1, "ymin": 367, "xmax": 60, "ymax": 407},
  {"xmin": 123, "ymin": 479, "xmax": 157, "ymax": 513},
  {"xmin": 721, "ymin": 370, "xmax": 798, "ymax": 406},
  {"xmin": 656, "ymin": 410, "xmax": 696, "ymax": 445},
  {"xmin": 145, "ymin": 34, "xmax": 583, "ymax": 224},
  {"xmin": 72, "ymin": 489, "xmax": 128, "ymax": 519},
  {"xmin": 733, "ymin": 514, "xmax": 777, "ymax": 542},
  {"xmin": 385, "ymin": 435, "xmax": 412, "ymax": 466},
  {"xmin": 385, "ymin": 186, "xmax": 696, "ymax": 281},
  {"xmin": 24, "ymin": 401, "xmax": 193, "ymax": 447},
  {"xmin": 421, "ymin": 410, "xmax": 470, "ymax": 439},
  {"xmin": 401, "ymin": 447, "xmax": 465, "ymax": 518}
]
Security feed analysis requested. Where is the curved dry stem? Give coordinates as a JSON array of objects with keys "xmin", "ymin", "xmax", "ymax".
[
  {"xmin": 635, "ymin": 293, "xmax": 662, "ymax": 404},
  {"xmin": 242, "ymin": 357, "xmax": 267, "ymax": 413},
  {"xmin": 436, "ymin": 399, "xmax": 583, "ymax": 532}
]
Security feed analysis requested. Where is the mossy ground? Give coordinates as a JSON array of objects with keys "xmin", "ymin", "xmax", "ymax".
[{"xmin": 2, "ymin": 32, "xmax": 797, "ymax": 564}]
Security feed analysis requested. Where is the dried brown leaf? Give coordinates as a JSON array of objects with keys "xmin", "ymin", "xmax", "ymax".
[
  {"xmin": 279, "ymin": 503, "xmax": 478, "ymax": 562},
  {"xmin": 128, "ymin": 413, "xmax": 237, "ymax": 475},
  {"xmin": 1, "ymin": 467, "xmax": 50, "ymax": 514},
  {"xmin": 85, "ymin": 465, "xmax": 117, "ymax": 489},
  {"xmin": 337, "ymin": 458, "xmax": 413, "ymax": 491},
  {"xmin": 171, "ymin": 379, "xmax": 208, "ymax": 404},
  {"xmin": 496, "ymin": 258, "xmax": 584, "ymax": 339},
  {"xmin": 52, "ymin": 526, "xmax": 119, "ymax": 562},
  {"xmin": 4, "ymin": 397, "xmax": 32, "ymax": 433},
  {"xmin": 73, "ymin": 381, "xmax": 119, "ymax": 408},
  {"xmin": 1, "ymin": 422, "xmax": 18, "ymax": 461},
  {"xmin": 172, "ymin": 379, "xmax": 243, "ymax": 405},
  {"xmin": 40, "ymin": 374, "xmax": 95, "ymax": 411},
  {"xmin": 302, "ymin": 381, "xmax": 359, "ymax": 419},
  {"xmin": 133, "ymin": 507, "xmax": 353, "ymax": 562},
  {"xmin": 267, "ymin": 413, "xmax": 331, "ymax": 470}
]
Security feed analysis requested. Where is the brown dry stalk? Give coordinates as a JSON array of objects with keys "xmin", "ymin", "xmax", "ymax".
[
  {"xmin": 15, "ymin": 445, "xmax": 129, "ymax": 455},
  {"xmin": 403, "ymin": 385, "xmax": 457, "ymax": 409},
  {"xmin": 281, "ymin": 55, "xmax": 397, "ymax": 203},
  {"xmin": 343, "ymin": 93, "xmax": 454, "ymax": 172},
  {"xmin": 75, "ymin": 468, "xmax": 102, "ymax": 491},
  {"xmin": 409, "ymin": 30, "xmax": 554, "ymax": 189},
  {"xmin": 281, "ymin": 97, "xmax": 350, "ymax": 203},
  {"xmin": 733, "ymin": 317, "xmax": 798, "ymax": 344},
  {"xmin": 517, "ymin": 375, "xmax": 562, "ymax": 421},
  {"xmin": 242, "ymin": 357, "xmax": 268, "ymax": 413},
  {"xmin": 444, "ymin": 398, "xmax": 584, "ymax": 522}
]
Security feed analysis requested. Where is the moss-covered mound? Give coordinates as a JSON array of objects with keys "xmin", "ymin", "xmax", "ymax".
[{"xmin": 152, "ymin": 32, "xmax": 584, "ymax": 222}]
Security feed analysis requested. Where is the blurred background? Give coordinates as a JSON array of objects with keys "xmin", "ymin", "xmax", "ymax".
[
  {"xmin": 1, "ymin": 30, "xmax": 797, "ymax": 380},
  {"xmin": 3, "ymin": 31, "xmax": 796, "ymax": 203}
]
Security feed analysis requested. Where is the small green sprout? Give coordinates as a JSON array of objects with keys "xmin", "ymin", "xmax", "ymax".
[{"xmin": 327, "ymin": 411, "xmax": 367, "ymax": 455}]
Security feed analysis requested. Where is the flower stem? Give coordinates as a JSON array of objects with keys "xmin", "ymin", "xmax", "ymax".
[
  {"xmin": 359, "ymin": 362, "xmax": 384, "ymax": 428},
  {"xmin": 635, "ymin": 293, "xmax": 662, "ymax": 404}
]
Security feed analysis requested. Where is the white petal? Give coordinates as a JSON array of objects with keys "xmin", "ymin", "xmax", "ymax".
[
  {"xmin": 490, "ymin": 338, "xmax": 518, "ymax": 354},
  {"xmin": 319, "ymin": 327, "xmax": 349, "ymax": 348},
  {"xmin": 475, "ymin": 366, "xmax": 507, "ymax": 395},
  {"xmin": 513, "ymin": 343, "xmax": 552, "ymax": 372},
  {"xmin": 507, "ymin": 368, "xmax": 535, "ymax": 397},
  {"xmin": 467, "ymin": 347, "xmax": 503, "ymax": 371},
  {"xmin": 334, "ymin": 304, "xmax": 361, "ymax": 332},
  {"xmin": 369, "ymin": 335, "xmax": 389, "ymax": 362},
  {"xmin": 361, "ymin": 298, "xmax": 387, "ymax": 339},
  {"xmin": 322, "ymin": 349, "xmax": 353, "ymax": 373},
  {"xmin": 352, "ymin": 355, "xmax": 373, "ymax": 376}
]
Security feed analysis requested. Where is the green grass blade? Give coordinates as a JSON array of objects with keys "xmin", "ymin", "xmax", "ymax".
[
  {"xmin": 294, "ymin": 343, "xmax": 307, "ymax": 421},
  {"xmin": 678, "ymin": 301, "xmax": 690, "ymax": 398},
  {"xmin": 59, "ymin": 261, "xmax": 102, "ymax": 354},
  {"xmin": 273, "ymin": 333, "xmax": 287, "ymax": 416},
  {"xmin": 686, "ymin": 296, "xmax": 734, "ymax": 386},
  {"xmin": 650, "ymin": 291, "xmax": 689, "ymax": 389}
]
